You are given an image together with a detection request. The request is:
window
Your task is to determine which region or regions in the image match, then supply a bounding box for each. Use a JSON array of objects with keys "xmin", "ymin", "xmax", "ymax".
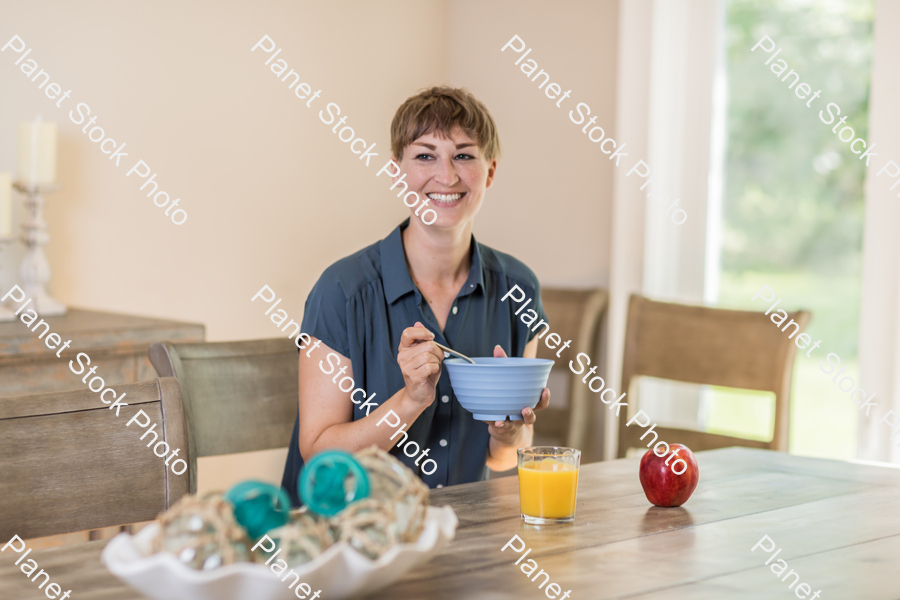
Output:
[{"xmin": 706, "ymin": 0, "xmax": 874, "ymax": 459}]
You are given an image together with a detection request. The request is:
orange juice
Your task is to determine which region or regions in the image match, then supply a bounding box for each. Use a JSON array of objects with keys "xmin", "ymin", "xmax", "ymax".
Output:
[{"xmin": 518, "ymin": 459, "xmax": 579, "ymax": 519}]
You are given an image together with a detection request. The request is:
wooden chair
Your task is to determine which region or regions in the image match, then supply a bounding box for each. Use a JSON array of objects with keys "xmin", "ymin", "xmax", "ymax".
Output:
[
  {"xmin": 617, "ymin": 294, "xmax": 810, "ymax": 458},
  {"xmin": 148, "ymin": 338, "xmax": 299, "ymax": 494},
  {"xmin": 533, "ymin": 288, "xmax": 608, "ymax": 450},
  {"xmin": 0, "ymin": 378, "xmax": 189, "ymax": 541}
]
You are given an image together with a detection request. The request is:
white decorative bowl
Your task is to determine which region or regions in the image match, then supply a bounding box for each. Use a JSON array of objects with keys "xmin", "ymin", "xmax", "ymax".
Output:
[{"xmin": 101, "ymin": 506, "xmax": 458, "ymax": 600}]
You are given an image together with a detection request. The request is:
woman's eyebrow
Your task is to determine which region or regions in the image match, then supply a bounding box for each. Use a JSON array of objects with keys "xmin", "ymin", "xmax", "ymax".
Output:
[{"xmin": 412, "ymin": 142, "xmax": 477, "ymax": 150}]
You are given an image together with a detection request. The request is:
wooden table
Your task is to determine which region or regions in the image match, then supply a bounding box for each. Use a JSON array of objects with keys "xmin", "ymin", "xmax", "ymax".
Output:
[
  {"xmin": 0, "ymin": 307, "xmax": 204, "ymax": 398},
  {"xmin": 3, "ymin": 448, "xmax": 899, "ymax": 599}
]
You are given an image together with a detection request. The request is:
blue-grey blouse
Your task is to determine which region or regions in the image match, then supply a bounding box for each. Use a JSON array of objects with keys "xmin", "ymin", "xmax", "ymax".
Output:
[{"xmin": 281, "ymin": 219, "xmax": 546, "ymax": 506}]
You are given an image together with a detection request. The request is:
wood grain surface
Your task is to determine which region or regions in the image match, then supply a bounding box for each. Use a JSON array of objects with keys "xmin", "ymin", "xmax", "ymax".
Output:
[
  {"xmin": 148, "ymin": 338, "xmax": 300, "ymax": 494},
  {"xmin": 619, "ymin": 295, "xmax": 810, "ymax": 456},
  {"xmin": 0, "ymin": 308, "xmax": 204, "ymax": 399},
  {"xmin": 0, "ymin": 379, "xmax": 189, "ymax": 541},
  {"xmin": 0, "ymin": 308, "xmax": 205, "ymax": 357},
  {"xmin": 1, "ymin": 448, "xmax": 898, "ymax": 599},
  {"xmin": 533, "ymin": 287, "xmax": 607, "ymax": 453}
]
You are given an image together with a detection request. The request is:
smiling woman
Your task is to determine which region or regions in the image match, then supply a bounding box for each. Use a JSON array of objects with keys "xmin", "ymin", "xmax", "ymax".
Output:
[{"xmin": 281, "ymin": 86, "xmax": 552, "ymax": 507}]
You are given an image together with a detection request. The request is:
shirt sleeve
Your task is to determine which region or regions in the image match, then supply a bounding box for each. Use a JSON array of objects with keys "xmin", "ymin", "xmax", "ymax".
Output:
[{"xmin": 300, "ymin": 266, "xmax": 352, "ymax": 359}]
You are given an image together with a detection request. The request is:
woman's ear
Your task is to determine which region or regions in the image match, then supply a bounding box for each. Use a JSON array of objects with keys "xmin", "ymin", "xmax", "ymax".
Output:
[{"xmin": 485, "ymin": 158, "xmax": 499, "ymax": 189}]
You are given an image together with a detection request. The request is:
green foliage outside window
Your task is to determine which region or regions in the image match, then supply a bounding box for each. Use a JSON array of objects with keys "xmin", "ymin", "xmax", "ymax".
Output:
[
  {"xmin": 707, "ymin": 0, "xmax": 873, "ymax": 459},
  {"xmin": 723, "ymin": 0, "xmax": 872, "ymax": 283}
]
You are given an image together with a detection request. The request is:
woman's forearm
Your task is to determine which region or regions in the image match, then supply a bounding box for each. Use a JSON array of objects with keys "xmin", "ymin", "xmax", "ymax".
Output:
[{"xmin": 302, "ymin": 387, "xmax": 431, "ymax": 460}]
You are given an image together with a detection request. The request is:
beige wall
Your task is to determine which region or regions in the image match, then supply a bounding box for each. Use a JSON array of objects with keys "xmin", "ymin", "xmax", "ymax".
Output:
[
  {"xmin": 446, "ymin": 0, "xmax": 617, "ymax": 288},
  {"xmin": 0, "ymin": 0, "xmax": 618, "ymax": 490},
  {"xmin": 2, "ymin": 0, "xmax": 447, "ymax": 342},
  {"xmin": 445, "ymin": 0, "xmax": 618, "ymax": 462}
]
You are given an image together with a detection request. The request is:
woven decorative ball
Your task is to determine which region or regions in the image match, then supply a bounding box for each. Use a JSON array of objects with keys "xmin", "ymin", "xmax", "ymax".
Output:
[
  {"xmin": 331, "ymin": 498, "xmax": 398, "ymax": 560},
  {"xmin": 263, "ymin": 511, "xmax": 336, "ymax": 567},
  {"xmin": 153, "ymin": 493, "xmax": 253, "ymax": 570},
  {"xmin": 354, "ymin": 446, "xmax": 429, "ymax": 542}
]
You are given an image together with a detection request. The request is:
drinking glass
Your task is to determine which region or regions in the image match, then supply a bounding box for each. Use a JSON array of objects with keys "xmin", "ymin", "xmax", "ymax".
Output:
[{"xmin": 517, "ymin": 447, "xmax": 581, "ymax": 525}]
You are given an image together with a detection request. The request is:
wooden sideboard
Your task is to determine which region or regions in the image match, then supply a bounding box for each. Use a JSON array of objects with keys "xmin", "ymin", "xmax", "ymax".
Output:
[{"xmin": 0, "ymin": 308, "xmax": 204, "ymax": 398}]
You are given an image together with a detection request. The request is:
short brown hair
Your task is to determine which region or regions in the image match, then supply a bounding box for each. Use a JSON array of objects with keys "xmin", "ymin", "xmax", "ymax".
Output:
[{"xmin": 390, "ymin": 86, "xmax": 501, "ymax": 162}]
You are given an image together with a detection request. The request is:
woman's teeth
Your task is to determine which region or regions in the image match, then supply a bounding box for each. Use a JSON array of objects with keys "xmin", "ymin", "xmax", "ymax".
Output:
[{"xmin": 427, "ymin": 192, "xmax": 463, "ymax": 203}]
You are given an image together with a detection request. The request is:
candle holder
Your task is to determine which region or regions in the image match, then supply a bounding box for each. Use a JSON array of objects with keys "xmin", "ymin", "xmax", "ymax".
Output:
[
  {"xmin": 12, "ymin": 182, "xmax": 66, "ymax": 316},
  {"xmin": 0, "ymin": 235, "xmax": 15, "ymax": 322}
]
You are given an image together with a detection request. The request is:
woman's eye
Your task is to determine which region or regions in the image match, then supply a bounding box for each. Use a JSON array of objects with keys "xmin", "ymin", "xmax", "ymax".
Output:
[
  {"xmin": 415, "ymin": 154, "xmax": 434, "ymax": 160},
  {"xmin": 455, "ymin": 154, "xmax": 474, "ymax": 160}
]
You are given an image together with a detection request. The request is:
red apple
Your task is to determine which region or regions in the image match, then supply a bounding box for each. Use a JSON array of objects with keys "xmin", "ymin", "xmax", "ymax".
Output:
[{"xmin": 638, "ymin": 443, "xmax": 699, "ymax": 507}]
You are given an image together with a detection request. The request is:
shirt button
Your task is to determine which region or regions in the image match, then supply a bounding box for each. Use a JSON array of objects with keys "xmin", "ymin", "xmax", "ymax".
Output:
[
  {"xmin": 443, "ymin": 351, "xmax": 450, "ymax": 358},
  {"xmin": 470, "ymin": 284, "xmax": 474, "ymax": 288},
  {"xmin": 439, "ymin": 439, "xmax": 448, "ymax": 447},
  {"xmin": 441, "ymin": 395, "xmax": 449, "ymax": 403},
  {"xmin": 451, "ymin": 306, "xmax": 458, "ymax": 315},
  {"xmin": 437, "ymin": 484, "xmax": 444, "ymax": 488}
]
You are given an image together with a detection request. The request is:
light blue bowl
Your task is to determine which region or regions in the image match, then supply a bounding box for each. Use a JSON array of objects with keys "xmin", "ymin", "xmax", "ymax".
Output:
[{"xmin": 444, "ymin": 357, "xmax": 554, "ymax": 421}]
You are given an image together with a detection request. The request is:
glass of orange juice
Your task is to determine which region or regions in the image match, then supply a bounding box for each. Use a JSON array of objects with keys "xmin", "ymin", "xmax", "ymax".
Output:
[{"xmin": 517, "ymin": 447, "xmax": 581, "ymax": 525}]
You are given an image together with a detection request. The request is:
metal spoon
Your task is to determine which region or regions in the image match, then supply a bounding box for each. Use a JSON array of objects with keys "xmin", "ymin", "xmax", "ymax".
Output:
[{"xmin": 433, "ymin": 341, "xmax": 476, "ymax": 364}]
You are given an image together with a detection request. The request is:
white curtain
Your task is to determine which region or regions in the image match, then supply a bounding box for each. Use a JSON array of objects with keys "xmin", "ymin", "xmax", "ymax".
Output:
[
  {"xmin": 858, "ymin": 0, "xmax": 900, "ymax": 463},
  {"xmin": 606, "ymin": 0, "xmax": 651, "ymax": 460},
  {"xmin": 642, "ymin": 0, "xmax": 721, "ymax": 304},
  {"xmin": 606, "ymin": 0, "xmax": 722, "ymax": 458}
]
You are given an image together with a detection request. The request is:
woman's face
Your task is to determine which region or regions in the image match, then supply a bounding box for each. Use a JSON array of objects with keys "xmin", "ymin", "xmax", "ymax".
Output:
[{"xmin": 395, "ymin": 126, "xmax": 497, "ymax": 230}]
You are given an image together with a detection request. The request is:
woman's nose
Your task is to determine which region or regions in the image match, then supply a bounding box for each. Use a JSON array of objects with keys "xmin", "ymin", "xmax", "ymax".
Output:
[{"xmin": 435, "ymin": 157, "xmax": 459, "ymax": 186}]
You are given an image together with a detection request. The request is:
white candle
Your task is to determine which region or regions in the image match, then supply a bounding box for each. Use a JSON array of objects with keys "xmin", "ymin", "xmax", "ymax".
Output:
[
  {"xmin": 0, "ymin": 173, "xmax": 11, "ymax": 238},
  {"xmin": 17, "ymin": 119, "xmax": 57, "ymax": 186}
]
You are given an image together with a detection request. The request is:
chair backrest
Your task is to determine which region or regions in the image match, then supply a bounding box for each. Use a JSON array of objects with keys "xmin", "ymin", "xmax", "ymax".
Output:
[
  {"xmin": 148, "ymin": 338, "xmax": 299, "ymax": 494},
  {"xmin": 0, "ymin": 378, "xmax": 189, "ymax": 541},
  {"xmin": 534, "ymin": 288, "xmax": 608, "ymax": 450},
  {"xmin": 617, "ymin": 294, "xmax": 810, "ymax": 458}
]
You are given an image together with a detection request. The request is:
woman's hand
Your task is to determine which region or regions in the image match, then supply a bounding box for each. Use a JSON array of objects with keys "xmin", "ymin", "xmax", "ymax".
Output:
[
  {"xmin": 397, "ymin": 321, "xmax": 444, "ymax": 408},
  {"xmin": 485, "ymin": 344, "xmax": 551, "ymax": 468}
]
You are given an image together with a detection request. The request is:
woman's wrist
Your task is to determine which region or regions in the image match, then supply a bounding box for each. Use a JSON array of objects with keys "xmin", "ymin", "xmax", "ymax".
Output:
[
  {"xmin": 487, "ymin": 423, "xmax": 533, "ymax": 471},
  {"xmin": 487, "ymin": 436, "xmax": 519, "ymax": 471},
  {"xmin": 394, "ymin": 387, "xmax": 432, "ymax": 422},
  {"xmin": 513, "ymin": 423, "xmax": 534, "ymax": 449},
  {"xmin": 401, "ymin": 384, "xmax": 435, "ymax": 411}
]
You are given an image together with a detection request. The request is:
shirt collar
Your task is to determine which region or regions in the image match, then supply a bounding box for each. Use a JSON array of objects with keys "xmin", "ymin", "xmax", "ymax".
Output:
[{"xmin": 380, "ymin": 219, "xmax": 485, "ymax": 304}]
